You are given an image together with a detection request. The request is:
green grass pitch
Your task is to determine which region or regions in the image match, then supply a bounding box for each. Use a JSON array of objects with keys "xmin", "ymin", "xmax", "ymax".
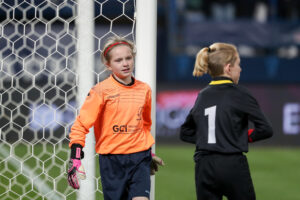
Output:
[
  {"xmin": 1, "ymin": 144, "xmax": 300, "ymax": 199},
  {"xmin": 155, "ymin": 145, "xmax": 300, "ymax": 200}
]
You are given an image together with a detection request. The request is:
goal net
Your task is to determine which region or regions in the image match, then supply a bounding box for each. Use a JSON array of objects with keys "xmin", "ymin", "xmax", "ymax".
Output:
[{"xmin": 0, "ymin": 0, "xmax": 140, "ymax": 199}]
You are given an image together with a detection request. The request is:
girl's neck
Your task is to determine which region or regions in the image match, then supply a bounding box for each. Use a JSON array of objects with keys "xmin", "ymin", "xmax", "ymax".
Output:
[{"xmin": 112, "ymin": 74, "xmax": 133, "ymax": 85}]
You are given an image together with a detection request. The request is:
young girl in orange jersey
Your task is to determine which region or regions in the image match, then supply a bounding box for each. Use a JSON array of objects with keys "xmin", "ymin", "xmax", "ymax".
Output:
[{"xmin": 67, "ymin": 36, "xmax": 164, "ymax": 200}]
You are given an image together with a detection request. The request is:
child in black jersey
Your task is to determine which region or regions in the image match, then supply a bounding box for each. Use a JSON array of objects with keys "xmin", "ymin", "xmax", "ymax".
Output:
[{"xmin": 180, "ymin": 43, "xmax": 273, "ymax": 200}]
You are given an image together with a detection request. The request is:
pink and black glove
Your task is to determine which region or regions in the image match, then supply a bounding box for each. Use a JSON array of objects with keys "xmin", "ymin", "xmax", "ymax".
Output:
[
  {"xmin": 150, "ymin": 151, "xmax": 165, "ymax": 175},
  {"xmin": 67, "ymin": 144, "xmax": 86, "ymax": 189}
]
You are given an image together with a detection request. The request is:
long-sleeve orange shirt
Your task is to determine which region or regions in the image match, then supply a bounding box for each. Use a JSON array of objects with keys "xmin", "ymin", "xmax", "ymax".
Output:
[{"xmin": 69, "ymin": 75, "xmax": 155, "ymax": 154}]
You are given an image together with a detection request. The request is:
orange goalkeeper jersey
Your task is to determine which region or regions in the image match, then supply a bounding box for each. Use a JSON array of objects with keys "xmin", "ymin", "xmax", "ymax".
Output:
[{"xmin": 69, "ymin": 75, "xmax": 155, "ymax": 154}]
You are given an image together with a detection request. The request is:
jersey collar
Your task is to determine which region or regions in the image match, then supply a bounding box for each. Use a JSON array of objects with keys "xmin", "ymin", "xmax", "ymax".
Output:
[
  {"xmin": 111, "ymin": 74, "xmax": 135, "ymax": 86},
  {"xmin": 209, "ymin": 77, "xmax": 234, "ymax": 85}
]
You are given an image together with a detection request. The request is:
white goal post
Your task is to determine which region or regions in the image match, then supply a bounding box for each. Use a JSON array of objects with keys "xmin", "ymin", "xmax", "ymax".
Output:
[
  {"xmin": 135, "ymin": 1, "xmax": 158, "ymax": 200},
  {"xmin": 76, "ymin": 0, "xmax": 95, "ymax": 199}
]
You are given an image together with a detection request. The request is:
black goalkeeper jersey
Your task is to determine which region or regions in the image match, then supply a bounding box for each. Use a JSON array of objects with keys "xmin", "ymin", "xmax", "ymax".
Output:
[{"xmin": 180, "ymin": 77, "xmax": 273, "ymax": 153}]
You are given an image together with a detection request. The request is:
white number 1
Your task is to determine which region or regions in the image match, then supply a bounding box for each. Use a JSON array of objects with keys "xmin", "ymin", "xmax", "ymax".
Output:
[{"xmin": 205, "ymin": 105, "xmax": 216, "ymax": 144}]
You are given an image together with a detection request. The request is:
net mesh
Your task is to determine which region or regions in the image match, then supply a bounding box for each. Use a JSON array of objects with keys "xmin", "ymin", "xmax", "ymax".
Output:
[{"xmin": 0, "ymin": 0, "xmax": 136, "ymax": 199}]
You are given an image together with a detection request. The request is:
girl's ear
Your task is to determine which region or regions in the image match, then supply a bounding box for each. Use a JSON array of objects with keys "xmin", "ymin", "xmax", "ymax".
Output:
[
  {"xmin": 105, "ymin": 62, "xmax": 112, "ymax": 71},
  {"xmin": 224, "ymin": 63, "xmax": 231, "ymax": 75}
]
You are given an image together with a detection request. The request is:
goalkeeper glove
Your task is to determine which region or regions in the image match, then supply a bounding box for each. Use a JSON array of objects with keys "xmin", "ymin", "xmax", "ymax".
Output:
[
  {"xmin": 150, "ymin": 152, "xmax": 165, "ymax": 175},
  {"xmin": 67, "ymin": 144, "xmax": 86, "ymax": 189},
  {"xmin": 248, "ymin": 129, "xmax": 254, "ymax": 143}
]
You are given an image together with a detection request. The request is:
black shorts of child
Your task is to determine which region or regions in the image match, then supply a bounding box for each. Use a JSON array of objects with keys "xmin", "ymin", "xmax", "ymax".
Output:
[
  {"xmin": 194, "ymin": 152, "xmax": 256, "ymax": 200},
  {"xmin": 99, "ymin": 149, "xmax": 152, "ymax": 200}
]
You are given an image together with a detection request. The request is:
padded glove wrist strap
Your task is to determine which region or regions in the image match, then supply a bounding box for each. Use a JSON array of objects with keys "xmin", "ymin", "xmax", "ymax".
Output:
[{"xmin": 71, "ymin": 144, "xmax": 84, "ymax": 159}]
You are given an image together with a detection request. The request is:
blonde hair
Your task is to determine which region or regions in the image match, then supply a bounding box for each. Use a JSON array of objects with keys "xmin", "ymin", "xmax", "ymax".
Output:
[
  {"xmin": 101, "ymin": 36, "xmax": 136, "ymax": 64},
  {"xmin": 193, "ymin": 43, "xmax": 238, "ymax": 78}
]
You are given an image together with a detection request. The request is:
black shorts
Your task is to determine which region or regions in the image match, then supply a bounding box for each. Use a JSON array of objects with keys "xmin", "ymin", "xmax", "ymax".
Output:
[
  {"xmin": 194, "ymin": 152, "xmax": 256, "ymax": 200},
  {"xmin": 99, "ymin": 149, "xmax": 152, "ymax": 200}
]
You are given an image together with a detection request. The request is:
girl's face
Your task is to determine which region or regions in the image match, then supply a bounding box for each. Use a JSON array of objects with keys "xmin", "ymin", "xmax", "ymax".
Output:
[
  {"xmin": 106, "ymin": 45, "xmax": 134, "ymax": 84},
  {"xmin": 229, "ymin": 54, "xmax": 241, "ymax": 84}
]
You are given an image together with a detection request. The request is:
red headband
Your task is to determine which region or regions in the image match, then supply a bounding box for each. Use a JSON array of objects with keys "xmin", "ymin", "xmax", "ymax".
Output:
[{"xmin": 103, "ymin": 41, "xmax": 130, "ymax": 57}]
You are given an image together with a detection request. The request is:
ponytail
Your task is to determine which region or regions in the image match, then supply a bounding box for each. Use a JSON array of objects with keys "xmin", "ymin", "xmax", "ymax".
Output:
[{"xmin": 193, "ymin": 47, "xmax": 210, "ymax": 77}]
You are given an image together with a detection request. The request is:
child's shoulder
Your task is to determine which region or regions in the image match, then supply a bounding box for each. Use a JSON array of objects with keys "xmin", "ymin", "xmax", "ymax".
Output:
[
  {"xmin": 134, "ymin": 78, "xmax": 150, "ymax": 87},
  {"xmin": 134, "ymin": 79, "xmax": 151, "ymax": 92},
  {"xmin": 92, "ymin": 76, "xmax": 114, "ymax": 93}
]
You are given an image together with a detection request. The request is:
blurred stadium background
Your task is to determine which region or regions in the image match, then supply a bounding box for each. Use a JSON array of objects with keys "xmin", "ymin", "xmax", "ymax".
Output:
[
  {"xmin": 155, "ymin": 1, "xmax": 300, "ymax": 200},
  {"xmin": 0, "ymin": 0, "xmax": 300, "ymax": 199}
]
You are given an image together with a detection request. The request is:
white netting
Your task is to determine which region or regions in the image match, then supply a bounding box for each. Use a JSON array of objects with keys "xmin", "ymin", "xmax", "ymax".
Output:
[{"xmin": 0, "ymin": 0, "xmax": 136, "ymax": 199}]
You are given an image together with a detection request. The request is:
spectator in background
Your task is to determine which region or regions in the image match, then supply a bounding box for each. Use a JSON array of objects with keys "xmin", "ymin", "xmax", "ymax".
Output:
[
  {"xmin": 235, "ymin": 0, "xmax": 269, "ymax": 22},
  {"xmin": 277, "ymin": 0, "xmax": 300, "ymax": 21},
  {"xmin": 202, "ymin": 0, "xmax": 236, "ymax": 21},
  {"xmin": 253, "ymin": 0, "xmax": 269, "ymax": 22},
  {"xmin": 235, "ymin": 0, "xmax": 256, "ymax": 19},
  {"xmin": 186, "ymin": 0, "xmax": 203, "ymax": 11}
]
